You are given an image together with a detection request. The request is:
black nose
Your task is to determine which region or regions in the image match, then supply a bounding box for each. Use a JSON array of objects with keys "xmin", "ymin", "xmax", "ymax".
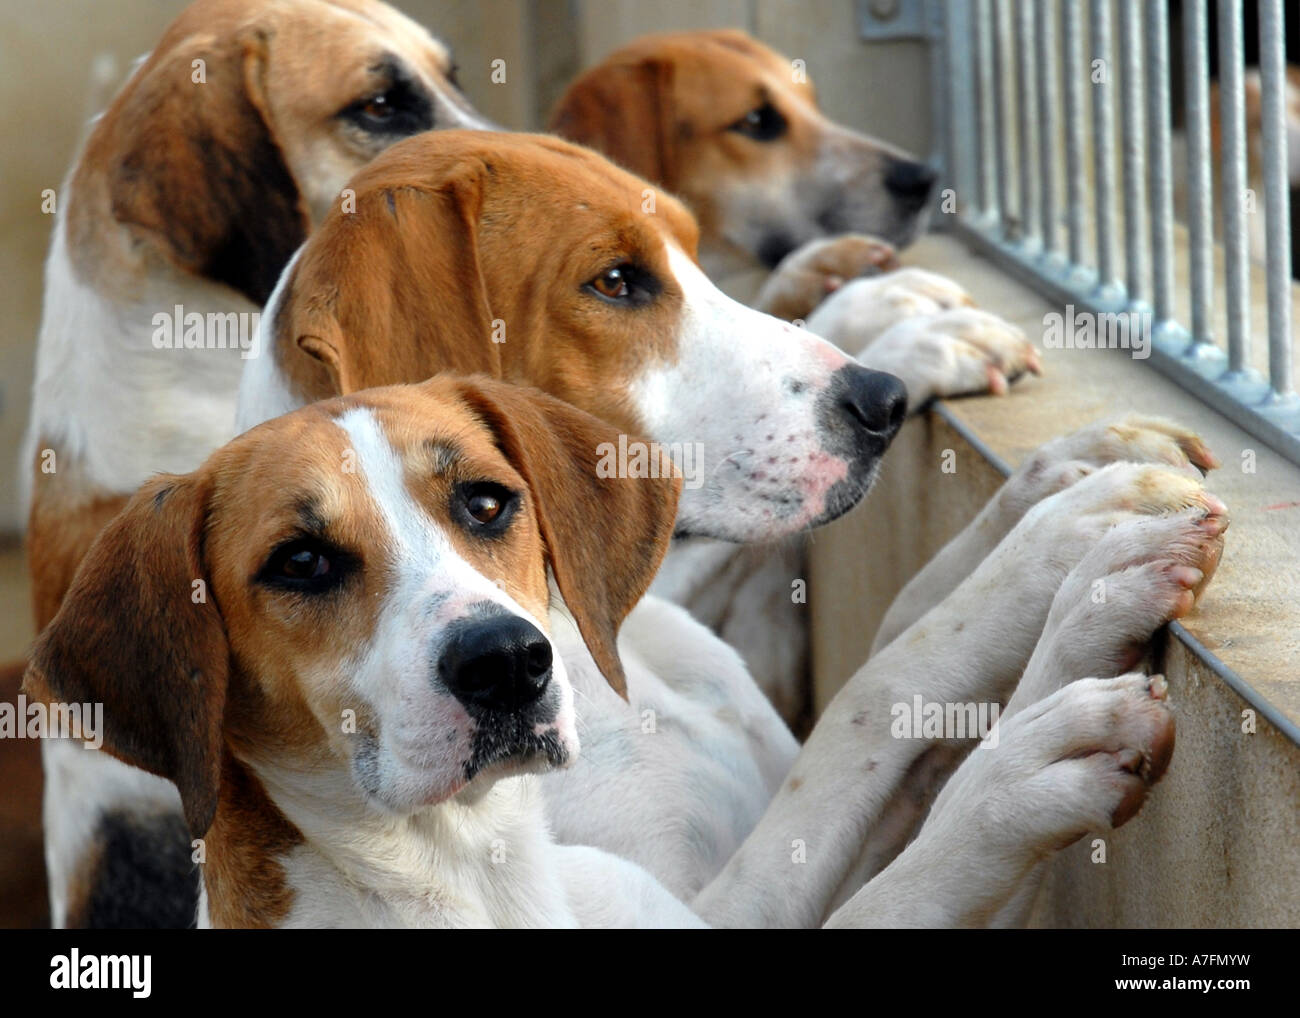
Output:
[
  {"xmin": 838, "ymin": 365, "xmax": 908, "ymax": 440},
  {"xmin": 884, "ymin": 158, "xmax": 938, "ymax": 211},
  {"xmin": 438, "ymin": 615, "xmax": 553, "ymax": 712}
]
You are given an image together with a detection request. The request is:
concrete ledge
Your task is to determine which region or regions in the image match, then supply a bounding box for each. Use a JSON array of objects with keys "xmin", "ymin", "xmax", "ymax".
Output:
[{"xmin": 809, "ymin": 232, "xmax": 1300, "ymax": 927}]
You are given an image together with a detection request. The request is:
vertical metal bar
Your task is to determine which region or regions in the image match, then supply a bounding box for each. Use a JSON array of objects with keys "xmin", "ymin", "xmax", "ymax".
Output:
[
  {"xmin": 1217, "ymin": 0, "xmax": 1257, "ymax": 393},
  {"xmin": 974, "ymin": 0, "xmax": 996, "ymax": 218},
  {"xmin": 1147, "ymin": 0, "xmax": 1178, "ymax": 345},
  {"xmin": 1015, "ymin": 0, "xmax": 1039, "ymax": 244},
  {"xmin": 991, "ymin": 0, "xmax": 1012, "ymax": 236},
  {"xmin": 1183, "ymin": 0, "xmax": 1217, "ymax": 357},
  {"xmin": 1062, "ymin": 0, "xmax": 1085, "ymax": 265},
  {"xmin": 1090, "ymin": 0, "xmax": 1119, "ymax": 299},
  {"xmin": 1036, "ymin": 0, "xmax": 1059, "ymax": 261},
  {"xmin": 1259, "ymin": 0, "xmax": 1295, "ymax": 407},
  {"xmin": 1118, "ymin": 0, "xmax": 1146, "ymax": 305},
  {"xmin": 935, "ymin": 0, "xmax": 955, "ymax": 206}
]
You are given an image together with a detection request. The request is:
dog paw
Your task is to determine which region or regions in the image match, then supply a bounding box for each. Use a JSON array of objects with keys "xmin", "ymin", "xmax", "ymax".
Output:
[
  {"xmin": 804, "ymin": 267, "xmax": 977, "ymax": 352},
  {"xmin": 1011, "ymin": 509, "xmax": 1227, "ymax": 709},
  {"xmin": 754, "ymin": 234, "xmax": 900, "ymax": 321},
  {"xmin": 999, "ymin": 416, "xmax": 1220, "ymax": 522},
  {"xmin": 851, "ymin": 308, "xmax": 1041, "ymax": 410},
  {"xmin": 1007, "ymin": 673, "xmax": 1175, "ymax": 843},
  {"xmin": 942, "ymin": 673, "xmax": 1175, "ymax": 856},
  {"xmin": 1003, "ymin": 461, "xmax": 1223, "ymax": 581},
  {"xmin": 945, "ymin": 462, "xmax": 1223, "ymax": 684}
]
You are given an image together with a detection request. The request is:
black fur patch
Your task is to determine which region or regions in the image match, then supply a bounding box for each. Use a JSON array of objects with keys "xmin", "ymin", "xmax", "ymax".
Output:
[{"xmin": 74, "ymin": 809, "xmax": 199, "ymax": 929}]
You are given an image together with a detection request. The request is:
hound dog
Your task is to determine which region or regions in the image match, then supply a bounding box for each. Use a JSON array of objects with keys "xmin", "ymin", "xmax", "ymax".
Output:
[
  {"xmin": 25, "ymin": 0, "xmax": 490, "ymax": 632},
  {"xmin": 233, "ymin": 131, "xmax": 1223, "ymax": 926},
  {"xmin": 551, "ymin": 29, "xmax": 933, "ymax": 288},
  {"xmin": 26, "ymin": 0, "xmax": 493, "ymax": 928},
  {"xmin": 550, "ymin": 28, "xmax": 1044, "ymax": 721},
  {"xmin": 49, "ymin": 129, "xmax": 1225, "ymax": 926},
  {"xmin": 550, "ymin": 28, "xmax": 1020, "ymax": 334},
  {"xmin": 26, "ymin": 376, "xmax": 1191, "ymax": 927}
]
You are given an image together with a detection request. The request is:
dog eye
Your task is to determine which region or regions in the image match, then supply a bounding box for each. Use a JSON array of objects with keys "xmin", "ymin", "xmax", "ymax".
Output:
[
  {"xmin": 468, "ymin": 491, "xmax": 501, "ymax": 524},
  {"xmin": 730, "ymin": 102, "xmax": 787, "ymax": 142},
  {"xmin": 340, "ymin": 74, "xmax": 434, "ymax": 136},
  {"xmin": 260, "ymin": 538, "xmax": 351, "ymax": 594},
  {"xmin": 447, "ymin": 62, "xmax": 462, "ymax": 92},
  {"xmin": 590, "ymin": 266, "xmax": 630, "ymax": 300},
  {"xmin": 584, "ymin": 263, "xmax": 660, "ymax": 307},
  {"xmin": 457, "ymin": 482, "xmax": 518, "ymax": 535},
  {"xmin": 360, "ymin": 92, "xmax": 396, "ymax": 122}
]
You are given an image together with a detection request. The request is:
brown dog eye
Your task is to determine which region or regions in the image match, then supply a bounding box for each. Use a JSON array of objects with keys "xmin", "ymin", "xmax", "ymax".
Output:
[
  {"xmin": 282, "ymin": 548, "xmax": 329, "ymax": 580},
  {"xmin": 591, "ymin": 267, "xmax": 629, "ymax": 300},
  {"xmin": 457, "ymin": 482, "xmax": 517, "ymax": 535},
  {"xmin": 467, "ymin": 492, "xmax": 501, "ymax": 524},
  {"xmin": 730, "ymin": 101, "xmax": 788, "ymax": 142},
  {"xmin": 259, "ymin": 537, "xmax": 352, "ymax": 594},
  {"xmin": 362, "ymin": 93, "xmax": 394, "ymax": 120}
]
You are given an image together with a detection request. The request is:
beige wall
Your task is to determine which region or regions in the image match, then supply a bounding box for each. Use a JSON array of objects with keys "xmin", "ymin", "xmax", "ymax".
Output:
[{"xmin": 0, "ymin": 0, "xmax": 928, "ymax": 535}]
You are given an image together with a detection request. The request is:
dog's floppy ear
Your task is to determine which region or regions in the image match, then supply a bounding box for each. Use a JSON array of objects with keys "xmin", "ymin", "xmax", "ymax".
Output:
[
  {"xmin": 23, "ymin": 474, "xmax": 228, "ymax": 838},
  {"xmin": 97, "ymin": 27, "xmax": 309, "ymax": 305},
  {"xmin": 452, "ymin": 377, "xmax": 681, "ymax": 697},
  {"xmin": 279, "ymin": 167, "xmax": 501, "ymax": 403},
  {"xmin": 549, "ymin": 58, "xmax": 678, "ymax": 188}
]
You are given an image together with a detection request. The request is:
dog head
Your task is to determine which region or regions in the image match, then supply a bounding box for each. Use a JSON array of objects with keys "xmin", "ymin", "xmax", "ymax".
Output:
[
  {"xmin": 72, "ymin": 0, "xmax": 491, "ymax": 304},
  {"xmin": 246, "ymin": 130, "xmax": 907, "ymax": 545},
  {"xmin": 550, "ymin": 29, "xmax": 937, "ymax": 269},
  {"xmin": 25, "ymin": 377, "xmax": 679, "ymax": 834}
]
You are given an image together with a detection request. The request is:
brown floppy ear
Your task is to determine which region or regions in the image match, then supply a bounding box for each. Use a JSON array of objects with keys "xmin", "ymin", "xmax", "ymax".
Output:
[
  {"xmin": 23, "ymin": 474, "xmax": 228, "ymax": 838},
  {"xmin": 549, "ymin": 58, "xmax": 678, "ymax": 188},
  {"xmin": 96, "ymin": 27, "xmax": 309, "ymax": 304},
  {"xmin": 453, "ymin": 377, "xmax": 681, "ymax": 698},
  {"xmin": 278, "ymin": 168, "xmax": 501, "ymax": 403}
]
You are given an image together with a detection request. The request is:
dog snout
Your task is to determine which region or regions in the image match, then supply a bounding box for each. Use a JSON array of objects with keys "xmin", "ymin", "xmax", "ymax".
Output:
[
  {"xmin": 438, "ymin": 614, "xmax": 553, "ymax": 713},
  {"xmin": 883, "ymin": 158, "xmax": 938, "ymax": 212},
  {"xmin": 837, "ymin": 365, "xmax": 907, "ymax": 442}
]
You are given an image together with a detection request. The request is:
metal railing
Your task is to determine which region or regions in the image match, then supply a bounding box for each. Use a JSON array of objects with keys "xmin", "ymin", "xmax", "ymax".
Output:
[{"xmin": 917, "ymin": 0, "xmax": 1300, "ymax": 462}]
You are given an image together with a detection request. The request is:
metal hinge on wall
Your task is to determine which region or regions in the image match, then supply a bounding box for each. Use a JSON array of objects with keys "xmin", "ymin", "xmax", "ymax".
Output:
[{"xmin": 856, "ymin": 0, "xmax": 942, "ymax": 42}]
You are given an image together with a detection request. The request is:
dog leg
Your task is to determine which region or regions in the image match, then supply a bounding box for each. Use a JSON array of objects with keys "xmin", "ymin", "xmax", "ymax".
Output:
[
  {"xmin": 982, "ymin": 507, "xmax": 1226, "ymax": 926},
  {"xmin": 872, "ymin": 416, "xmax": 1219, "ymax": 654},
  {"xmin": 693, "ymin": 461, "xmax": 1220, "ymax": 929},
  {"xmin": 825, "ymin": 672, "xmax": 1175, "ymax": 927},
  {"xmin": 827, "ymin": 501, "xmax": 1227, "ymax": 911}
]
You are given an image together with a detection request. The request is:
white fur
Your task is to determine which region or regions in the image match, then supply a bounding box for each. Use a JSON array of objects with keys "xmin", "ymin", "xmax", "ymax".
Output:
[
  {"xmin": 235, "ymin": 247, "xmax": 306, "ymax": 433},
  {"xmin": 655, "ymin": 263, "xmax": 1039, "ymax": 721},
  {"xmin": 21, "ymin": 217, "xmax": 254, "ymax": 513},
  {"xmin": 627, "ymin": 244, "xmax": 860, "ymax": 542},
  {"xmin": 41, "ymin": 738, "xmax": 183, "ymax": 928}
]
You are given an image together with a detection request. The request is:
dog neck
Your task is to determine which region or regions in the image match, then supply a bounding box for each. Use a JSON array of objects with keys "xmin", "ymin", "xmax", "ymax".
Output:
[{"xmin": 200, "ymin": 751, "xmax": 575, "ymax": 929}]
